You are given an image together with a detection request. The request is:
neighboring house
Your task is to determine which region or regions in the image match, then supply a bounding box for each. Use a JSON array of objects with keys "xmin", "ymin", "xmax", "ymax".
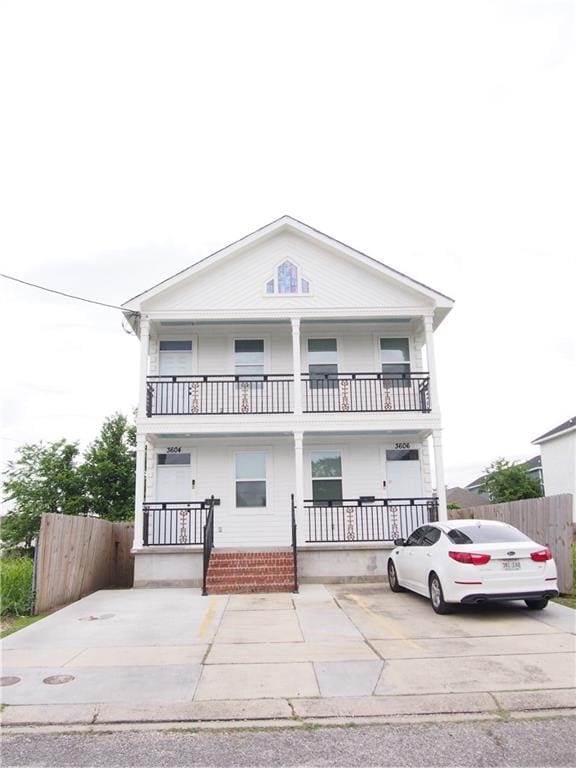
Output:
[
  {"xmin": 121, "ymin": 216, "xmax": 454, "ymax": 591},
  {"xmin": 446, "ymin": 487, "xmax": 490, "ymax": 508},
  {"xmin": 466, "ymin": 456, "xmax": 544, "ymax": 496},
  {"xmin": 532, "ymin": 417, "xmax": 576, "ymax": 523}
]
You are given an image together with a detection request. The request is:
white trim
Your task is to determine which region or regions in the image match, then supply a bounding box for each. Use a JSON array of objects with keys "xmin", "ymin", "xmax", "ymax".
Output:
[
  {"xmin": 122, "ymin": 217, "xmax": 454, "ymax": 314},
  {"xmin": 532, "ymin": 425, "xmax": 576, "ymax": 445},
  {"xmin": 230, "ymin": 447, "xmax": 273, "ymax": 516}
]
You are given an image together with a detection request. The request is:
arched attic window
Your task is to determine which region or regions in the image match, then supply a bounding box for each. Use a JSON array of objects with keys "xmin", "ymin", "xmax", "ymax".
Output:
[{"xmin": 265, "ymin": 260, "xmax": 311, "ymax": 295}]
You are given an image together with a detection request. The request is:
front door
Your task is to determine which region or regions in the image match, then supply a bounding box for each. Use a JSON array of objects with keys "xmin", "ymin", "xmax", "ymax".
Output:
[
  {"xmin": 385, "ymin": 448, "xmax": 423, "ymax": 498},
  {"xmin": 156, "ymin": 451, "xmax": 195, "ymax": 501}
]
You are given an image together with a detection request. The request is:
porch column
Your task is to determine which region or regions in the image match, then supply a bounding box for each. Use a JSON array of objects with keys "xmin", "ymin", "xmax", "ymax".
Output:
[
  {"xmin": 432, "ymin": 429, "xmax": 448, "ymax": 521},
  {"xmin": 138, "ymin": 317, "xmax": 150, "ymax": 419},
  {"xmin": 133, "ymin": 433, "xmax": 147, "ymax": 548},
  {"xmin": 423, "ymin": 315, "xmax": 440, "ymax": 414},
  {"xmin": 293, "ymin": 431, "xmax": 305, "ymax": 544},
  {"xmin": 291, "ymin": 318, "xmax": 302, "ymax": 415}
]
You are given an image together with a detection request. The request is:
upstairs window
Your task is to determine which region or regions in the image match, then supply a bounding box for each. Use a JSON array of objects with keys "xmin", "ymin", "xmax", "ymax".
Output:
[
  {"xmin": 265, "ymin": 261, "xmax": 311, "ymax": 295},
  {"xmin": 380, "ymin": 338, "xmax": 411, "ymax": 381}
]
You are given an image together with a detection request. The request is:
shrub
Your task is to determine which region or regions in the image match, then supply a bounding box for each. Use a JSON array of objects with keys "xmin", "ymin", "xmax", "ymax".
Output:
[{"xmin": 0, "ymin": 555, "xmax": 34, "ymax": 616}]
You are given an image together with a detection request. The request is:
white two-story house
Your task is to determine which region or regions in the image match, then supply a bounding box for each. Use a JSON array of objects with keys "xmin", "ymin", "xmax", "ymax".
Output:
[{"xmin": 122, "ymin": 216, "xmax": 454, "ymax": 593}]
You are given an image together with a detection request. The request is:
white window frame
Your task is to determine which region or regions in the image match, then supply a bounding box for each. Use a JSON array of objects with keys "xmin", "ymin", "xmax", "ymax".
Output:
[
  {"xmin": 305, "ymin": 444, "xmax": 347, "ymax": 501},
  {"xmin": 230, "ymin": 334, "xmax": 271, "ymax": 375},
  {"xmin": 232, "ymin": 449, "xmax": 271, "ymax": 513},
  {"xmin": 154, "ymin": 334, "xmax": 198, "ymax": 376},
  {"xmin": 372, "ymin": 333, "xmax": 415, "ymax": 377}
]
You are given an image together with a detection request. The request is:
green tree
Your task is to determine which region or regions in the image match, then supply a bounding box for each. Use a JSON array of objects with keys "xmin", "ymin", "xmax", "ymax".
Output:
[
  {"xmin": 480, "ymin": 458, "xmax": 543, "ymax": 504},
  {"xmin": 1, "ymin": 440, "xmax": 86, "ymax": 549},
  {"xmin": 81, "ymin": 413, "xmax": 136, "ymax": 521}
]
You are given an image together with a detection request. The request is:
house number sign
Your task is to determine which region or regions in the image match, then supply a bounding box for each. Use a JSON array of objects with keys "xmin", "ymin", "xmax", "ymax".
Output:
[
  {"xmin": 166, "ymin": 446, "xmax": 182, "ymax": 453},
  {"xmin": 394, "ymin": 442, "xmax": 410, "ymax": 450}
]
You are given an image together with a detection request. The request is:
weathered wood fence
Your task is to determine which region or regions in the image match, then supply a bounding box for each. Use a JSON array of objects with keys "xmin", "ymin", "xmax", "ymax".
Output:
[
  {"xmin": 33, "ymin": 513, "xmax": 134, "ymax": 614},
  {"xmin": 449, "ymin": 494, "xmax": 573, "ymax": 594}
]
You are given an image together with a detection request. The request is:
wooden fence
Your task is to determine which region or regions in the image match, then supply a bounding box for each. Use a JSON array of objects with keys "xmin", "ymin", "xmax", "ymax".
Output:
[
  {"xmin": 449, "ymin": 494, "xmax": 573, "ymax": 594},
  {"xmin": 33, "ymin": 514, "xmax": 134, "ymax": 614}
]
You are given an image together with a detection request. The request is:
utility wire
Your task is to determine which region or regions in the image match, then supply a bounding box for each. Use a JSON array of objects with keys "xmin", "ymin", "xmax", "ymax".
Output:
[{"xmin": 0, "ymin": 273, "xmax": 139, "ymax": 314}]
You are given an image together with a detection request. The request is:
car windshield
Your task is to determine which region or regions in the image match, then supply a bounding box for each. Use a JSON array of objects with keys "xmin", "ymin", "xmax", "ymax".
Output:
[{"xmin": 447, "ymin": 525, "xmax": 530, "ymax": 544}]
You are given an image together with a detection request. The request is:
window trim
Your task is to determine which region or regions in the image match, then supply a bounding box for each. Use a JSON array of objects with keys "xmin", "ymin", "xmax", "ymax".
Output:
[
  {"xmin": 306, "ymin": 446, "xmax": 345, "ymax": 503},
  {"xmin": 155, "ymin": 334, "xmax": 198, "ymax": 375},
  {"xmin": 229, "ymin": 334, "xmax": 271, "ymax": 376},
  {"xmin": 231, "ymin": 448, "xmax": 272, "ymax": 514}
]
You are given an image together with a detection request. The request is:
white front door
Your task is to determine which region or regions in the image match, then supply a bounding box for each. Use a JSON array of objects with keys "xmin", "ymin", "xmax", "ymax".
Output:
[
  {"xmin": 156, "ymin": 451, "xmax": 195, "ymax": 501},
  {"xmin": 385, "ymin": 448, "xmax": 423, "ymax": 498}
]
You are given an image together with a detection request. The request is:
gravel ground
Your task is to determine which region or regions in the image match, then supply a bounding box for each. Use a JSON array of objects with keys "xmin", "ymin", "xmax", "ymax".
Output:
[{"xmin": 2, "ymin": 717, "xmax": 576, "ymax": 767}]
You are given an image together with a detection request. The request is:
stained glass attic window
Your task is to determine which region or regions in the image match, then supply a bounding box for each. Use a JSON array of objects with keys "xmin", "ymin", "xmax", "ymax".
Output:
[
  {"xmin": 278, "ymin": 261, "xmax": 298, "ymax": 293},
  {"xmin": 266, "ymin": 279, "xmax": 275, "ymax": 294},
  {"xmin": 301, "ymin": 278, "xmax": 310, "ymax": 293}
]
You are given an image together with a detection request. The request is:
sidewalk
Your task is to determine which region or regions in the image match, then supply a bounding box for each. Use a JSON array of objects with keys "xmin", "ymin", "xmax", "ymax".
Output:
[{"xmin": 1, "ymin": 584, "xmax": 575, "ymax": 730}]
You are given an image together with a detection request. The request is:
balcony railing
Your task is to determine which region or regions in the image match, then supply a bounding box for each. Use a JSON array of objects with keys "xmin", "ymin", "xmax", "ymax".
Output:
[
  {"xmin": 302, "ymin": 372, "xmax": 430, "ymax": 413},
  {"xmin": 145, "ymin": 372, "xmax": 430, "ymax": 415},
  {"xmin": 143, "ymin": 499, "xmax": 220, "ymax": 546},
  {"xmin": 147, "ymin": 375, "xmax": 293, "ymax": 416},
  {"xmin": 305, "ymin": 497, "xmax": 438, "ymax": 544}
]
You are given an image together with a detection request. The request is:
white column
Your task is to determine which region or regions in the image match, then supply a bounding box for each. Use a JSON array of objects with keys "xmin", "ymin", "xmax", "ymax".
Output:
[
  {"xmin": 138, "ymin": 317, "xmax": 150, "ymax": 419},
  {"xmin": 423, "ymin": 315, "xmax": 440, "ymax": 414},
  {"xmin": 293, "ymin": 431, "xmax": 305, "ymax": 544},
  {"xmin": 291, "ymin": 318, "xmax": 302, "ymax": 415},
  {"xmin": 133, "ymin": 433, "xmax": 147, "ymax": 548},
  {"xmin": 432, "ymin": 429, "xmax": 448, "ymax": 521}
]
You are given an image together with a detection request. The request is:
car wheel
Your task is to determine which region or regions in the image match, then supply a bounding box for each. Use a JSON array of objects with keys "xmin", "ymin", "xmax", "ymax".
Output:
[
  {"xmin": 525, "ymin": 598, "xmax": 549, "ymax": 610},
  {"xmin": 429, "ymin": 572, "xmax": 453, "ymax": 614},
  {"xmin": 387, "ymin": 560, "xmax": 405, "ymax": 593}
]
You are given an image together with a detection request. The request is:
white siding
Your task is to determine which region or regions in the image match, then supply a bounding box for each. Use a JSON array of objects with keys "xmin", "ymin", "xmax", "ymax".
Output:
[
  {"xmin": 148, "ymin": 435, "xmax": 429, "ymax": 547},
  {"xmin": 540, "ymin": 432, "xmax": 576, "ymax": 521},
  {"xmin": 142, "ymin": 231, "xmax": 434, "ymax": 313}
]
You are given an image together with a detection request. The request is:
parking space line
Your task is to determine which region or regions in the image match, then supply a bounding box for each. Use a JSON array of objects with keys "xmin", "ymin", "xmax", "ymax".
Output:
[
  {"xmin": 197, "ymin": 598, "xmax": 219, "ymax": 640},
  {"xmin": 346, "ymin": 594, "xmax": 422, "ymax": 650}
]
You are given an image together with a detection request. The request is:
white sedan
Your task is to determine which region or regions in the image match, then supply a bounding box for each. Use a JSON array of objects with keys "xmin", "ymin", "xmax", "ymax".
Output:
[{"xmin": 387, "ymin": 519, "xmax": 559, "ymax": 614}]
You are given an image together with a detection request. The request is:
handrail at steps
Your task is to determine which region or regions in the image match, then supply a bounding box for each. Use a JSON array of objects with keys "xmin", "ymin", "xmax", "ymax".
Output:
[
  {"xmin": 291, "ymin": 493, "xmax": 299, "ymax": 593},
  {"xmin": 202, "ymin": 496, "xmax": 218, "ymax": 596}
]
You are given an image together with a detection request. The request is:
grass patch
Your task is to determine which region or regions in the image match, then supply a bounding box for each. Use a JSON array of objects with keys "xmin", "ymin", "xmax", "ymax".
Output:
[
  {"xmin": 0, "ymin": 554, "xmax": 34, "ymax": 616},
  {"xmin": 552, "ymin": 542, "xmax": 576, "ymax": 609},
  {"xmin": 0, "ymin": 612, "xmax": 47, "ymax": 638}
]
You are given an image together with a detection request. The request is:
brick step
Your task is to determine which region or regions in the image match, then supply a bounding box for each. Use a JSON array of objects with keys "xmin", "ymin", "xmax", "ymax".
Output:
[
  {"xmin": 205, "ymin": 549, "xmax": 296, "ymax": 595},
  {"xmin": 207, "ymin": 573, "xmax": 295, "ymax": 584},
  {"xmin": 209, "ymin": 584, "xmax": 294, "ymax": 594},
  {"xmin": 209, "ymin": 556, "xmax": 293, "ymax": 564},
  {"xmin": 207, "ymin": 566, "xmax": 294, "ymax": 575}
]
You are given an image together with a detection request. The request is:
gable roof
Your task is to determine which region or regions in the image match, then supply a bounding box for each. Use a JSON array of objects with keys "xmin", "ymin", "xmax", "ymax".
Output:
[
  {"xmin": 532, "ymin": 416, "xmax": 576, "ymax": 445},
  {"xmin": 121, "ymin": 215, "xmax": 454, "ymax": 321},
  {"xmin": 446, "ymin": 487, "xmax": 490, "ymax": 507},
  {"xmin": 466, "ymin": 456, "xmax": 542, "ymax": 490}
]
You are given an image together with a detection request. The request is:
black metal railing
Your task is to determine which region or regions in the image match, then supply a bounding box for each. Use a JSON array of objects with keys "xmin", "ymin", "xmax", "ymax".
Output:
[
  {"xmin": 290, "ymin": 493, "xmax": 299, "ymax": 593},
  {"xmin": 147, "ymin": 375, "xmax": 293, "ymax": 416},
  {"xmin": 202, "ymin": 495, "xmax": 216, "ymax": 596},
  {"xmin": 305, "ymin": 497, "xmax": 439, "ymax": 543},
  {"xmin": 143, "ymin": 498, "xmax": 219, "ymax": 546},
  {"xmin": 302, "ymin": 372, "xmax": 430, "ymax": 413}
]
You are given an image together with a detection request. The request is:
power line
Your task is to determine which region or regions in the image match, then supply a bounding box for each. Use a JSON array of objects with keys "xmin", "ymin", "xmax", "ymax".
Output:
[{"xmin": 0, "ymin": 273, "xmax": 139, "ymax": 314}]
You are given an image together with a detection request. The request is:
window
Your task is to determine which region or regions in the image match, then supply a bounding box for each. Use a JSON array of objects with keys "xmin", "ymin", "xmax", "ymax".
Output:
[
  {"xmin": 308, "ymin": 338, "xmax": 338, "ymax": 388},
  {"xmin": 421, "ymin": 526, "xmax": 441, "ymax": 546},
  {"xmin": 386, "ymin": 449, "xmax": 420, "ymax": 461},
  {"xmin": 264, "ymin": 261, "xmax": 311, "ymax": 294},
  {"xmin": 447, "ymin": 524, "xmax": 530, "ymax": 545},
  {"xmin": 380, "ymin": 338, "xmax": 411, "ymax": 381},
  {"xmin": 311, "ymin": 451, "xmax": 342, "ymax": 502},
  {"xmin": 405, "ymin": 527, "xmax": 425, "ymax": 546},
  {"xmin": 157, "ymin": 453, "xmax": 191, "ymax": 466},
  {"xmin": 159, "ymin": 340, "xmax": 193, "ymax": 376},
  {"xmin": 234, "ymin": 340, "xmax": 264, "ymax": 381},
  {"xmin": 235, "ymin": 452, "xmax": 267, "ymax": 508}
]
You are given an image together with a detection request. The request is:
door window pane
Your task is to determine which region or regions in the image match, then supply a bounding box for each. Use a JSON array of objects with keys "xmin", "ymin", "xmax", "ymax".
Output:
[
  {"xmin": 157, "ymin": 453, "xmax": 191, "ymax": 465},
  {"xmin": 386, "ymin": 449, "xmax": 420, "ymax": 461}
]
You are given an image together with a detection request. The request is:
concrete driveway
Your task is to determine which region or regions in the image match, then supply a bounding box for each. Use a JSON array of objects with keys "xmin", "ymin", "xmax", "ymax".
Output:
[{"xmin": 1, "ymin": 584, "xmax": 575, "ymax": 728}]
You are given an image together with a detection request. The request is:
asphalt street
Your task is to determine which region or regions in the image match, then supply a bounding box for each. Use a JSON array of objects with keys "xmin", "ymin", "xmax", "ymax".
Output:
[{"xmin": 3, "ymin": 718, "xmax": 576, "ymax": 767}]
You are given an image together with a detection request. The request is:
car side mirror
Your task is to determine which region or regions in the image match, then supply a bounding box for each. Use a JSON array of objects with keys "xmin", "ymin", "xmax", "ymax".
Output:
[{"xmin": 394, "ymin": 538, "xmax": 405, "ymax": 546}]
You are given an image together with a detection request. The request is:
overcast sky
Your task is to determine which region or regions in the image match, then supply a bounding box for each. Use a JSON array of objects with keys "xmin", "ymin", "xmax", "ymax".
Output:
[{"xmin": 1, "ymin": 0, "xmax": 574, "ymax": 494}]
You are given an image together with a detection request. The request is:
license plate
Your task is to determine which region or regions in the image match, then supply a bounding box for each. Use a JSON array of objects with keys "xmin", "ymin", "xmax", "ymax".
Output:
[{"xmin": 502, "ymin": 559, "xmax": 521, "ymax": 570}]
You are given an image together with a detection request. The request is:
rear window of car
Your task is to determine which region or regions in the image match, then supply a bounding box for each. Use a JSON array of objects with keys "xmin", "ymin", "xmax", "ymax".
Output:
[{"xmin": 447, "ymin": 525, "xmax": 531, "ymax": 544}]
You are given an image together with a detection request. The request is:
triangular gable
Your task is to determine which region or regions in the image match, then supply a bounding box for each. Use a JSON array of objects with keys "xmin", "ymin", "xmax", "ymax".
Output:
[{"xmin": 122, "ymin": 216, "xmax": 454, "ymax": 322}]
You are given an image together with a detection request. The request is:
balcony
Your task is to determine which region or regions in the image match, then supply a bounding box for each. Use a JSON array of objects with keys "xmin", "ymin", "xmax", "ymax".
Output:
[
  {"xmin": 305, "ymin": 497, "xmax": 439, "ymax": 543},
  {"xmin": 146, "ymin": 372, "xmax": 431, "ymax": 416}
]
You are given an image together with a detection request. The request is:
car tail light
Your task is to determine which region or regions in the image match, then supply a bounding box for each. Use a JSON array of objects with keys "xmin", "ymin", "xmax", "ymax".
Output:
[
  {"xmin": 530, "ymin": 548, "xmax": 553, "ymax": 562},
  {"xmin": 449, "ymin": 551, "xmax": 491, "ymax": 565}
]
